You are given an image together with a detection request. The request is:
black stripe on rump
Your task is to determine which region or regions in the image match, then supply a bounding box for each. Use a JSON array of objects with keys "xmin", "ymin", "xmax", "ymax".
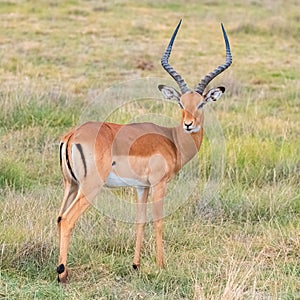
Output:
[
  {"xmin": 66, "ymin": 136, "xmax": 77, "ymax": 182},
  {"xmin": 59, "ymin": 142, "xmax": 63, "ymax": 170},
  {"xmin": 75, "ymin": 143, "xmax": 87, "ymax": 177}
]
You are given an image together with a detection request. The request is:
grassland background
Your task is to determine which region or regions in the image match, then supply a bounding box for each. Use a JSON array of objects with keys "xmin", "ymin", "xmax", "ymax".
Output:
[{"xmin": 0, "ymin": 0, "xmax": 299, "ymax": 299}]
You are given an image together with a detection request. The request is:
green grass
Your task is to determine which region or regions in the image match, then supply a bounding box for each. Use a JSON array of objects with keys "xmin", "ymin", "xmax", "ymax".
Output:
[{"xmin": 1, "ymin": 0, "xmax": 300, "ymax": 299}]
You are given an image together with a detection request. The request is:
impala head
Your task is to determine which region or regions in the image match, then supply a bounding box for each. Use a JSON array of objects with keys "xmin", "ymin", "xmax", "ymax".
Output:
[{"xmin": 159, "ymin": 20, "xmax": 232, "ymax": 134}]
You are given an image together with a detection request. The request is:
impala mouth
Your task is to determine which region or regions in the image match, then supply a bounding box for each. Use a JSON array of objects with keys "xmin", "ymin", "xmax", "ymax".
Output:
[{"xmin": 183, "ymin": 125, "xmax": 201, "ymax": 133}]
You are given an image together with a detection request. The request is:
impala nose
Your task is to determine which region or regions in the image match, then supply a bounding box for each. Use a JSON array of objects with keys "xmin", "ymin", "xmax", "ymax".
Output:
[
  {"xmin": 183, "ymin": 121, "xmax": 194, "ymax": 132},
  {"xmin": 184, "ymin": 121, "xmax": 193, "ymax": 128}
]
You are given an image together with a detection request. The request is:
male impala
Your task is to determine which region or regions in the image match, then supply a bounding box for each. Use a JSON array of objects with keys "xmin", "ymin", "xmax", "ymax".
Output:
[{"xmin": 57, "ymin": 20, "xmax": 232, "ymax": 283}]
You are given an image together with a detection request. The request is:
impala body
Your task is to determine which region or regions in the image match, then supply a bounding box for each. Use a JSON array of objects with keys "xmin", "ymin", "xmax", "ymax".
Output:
[{"xmin": 57, "ymin": 20, "xmax": 232, "ymax": 283}]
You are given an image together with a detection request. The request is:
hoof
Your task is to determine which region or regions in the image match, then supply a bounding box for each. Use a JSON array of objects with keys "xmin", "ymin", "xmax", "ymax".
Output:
[
  {"xmin": 57, "ymin": 264, "xmax": 65, "ymax": 274},
  {"xmin": 132, "ymin": 263, "xmax": 139, "ymax": 270},
  {"xmin": 57, "ymin": 264, "xmax": 68, "ymax": 284}
]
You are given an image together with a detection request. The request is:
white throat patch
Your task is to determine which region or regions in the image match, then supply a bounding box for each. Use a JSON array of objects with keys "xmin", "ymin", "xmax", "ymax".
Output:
[{"xmin": 183, "ymin": 125, "xmax": 201, "ymax": 133}]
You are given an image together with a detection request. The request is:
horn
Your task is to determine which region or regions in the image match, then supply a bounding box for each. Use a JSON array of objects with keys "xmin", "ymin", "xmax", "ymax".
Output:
[
  {"xmin": 195, "ymin": 23, "xmax": 232, "ymax": 95},
  {"xmin": 161, "ymin": 20, "xmax": 190, "ymax": 94}
]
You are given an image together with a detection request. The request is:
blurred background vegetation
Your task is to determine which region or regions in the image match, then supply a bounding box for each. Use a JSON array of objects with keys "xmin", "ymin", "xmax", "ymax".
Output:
[{"xmin": 0, "ymin": 0, "xmax": 299, "ymax": 299}]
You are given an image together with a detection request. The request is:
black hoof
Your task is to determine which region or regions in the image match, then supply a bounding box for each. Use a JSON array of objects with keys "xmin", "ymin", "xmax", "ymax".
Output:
[
  {"xmin": 57, "ymin": 264, "xmax": 65, "ymax": 274},
  {"xmin": 132, "ymin": 263, "xmax": 139, "ymax": 270}
]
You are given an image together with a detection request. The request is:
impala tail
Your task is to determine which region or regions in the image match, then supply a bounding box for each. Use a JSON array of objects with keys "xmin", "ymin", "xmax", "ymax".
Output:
[{"xmin": 59, "ymin": 131, "xmax": 77, "ymax": 184}]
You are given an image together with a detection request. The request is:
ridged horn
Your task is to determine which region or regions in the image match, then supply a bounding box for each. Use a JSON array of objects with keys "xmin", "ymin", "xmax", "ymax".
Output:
[
  {"xmin": 161, "ymin": 19, "xmax": 190, "ymax": 94},
  {"xmin": 195, "ymin": 23, "xmax": 232, "ymax": 95}
]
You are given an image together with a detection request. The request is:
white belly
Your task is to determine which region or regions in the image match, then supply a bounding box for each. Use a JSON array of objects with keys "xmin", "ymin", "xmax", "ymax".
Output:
[{"xmin": 105, "ymin": 172, "xmax": 147, "ymax": 188}]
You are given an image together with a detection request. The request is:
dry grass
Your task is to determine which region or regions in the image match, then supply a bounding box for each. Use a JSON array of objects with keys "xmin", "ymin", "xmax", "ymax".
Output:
[{"xmin": 0, "ymin": 0, "xmax": 300, "ymax": 299}]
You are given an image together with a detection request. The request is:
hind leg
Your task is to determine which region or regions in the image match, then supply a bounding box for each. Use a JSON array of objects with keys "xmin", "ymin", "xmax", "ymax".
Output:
[
  {"xmin": 57, "ymin": 179, "xmax": 78, "ymax": 253},
  {"xmin": 58, "ymin": 180, "xmax": 78, "ymax": 221},
  {"xmin": 57, "ymin": 188, "xmax": 91, "ymax": 284},
  {"xmin": 57, "ymin": 180, "xmax": 100, "ymax": 283}
]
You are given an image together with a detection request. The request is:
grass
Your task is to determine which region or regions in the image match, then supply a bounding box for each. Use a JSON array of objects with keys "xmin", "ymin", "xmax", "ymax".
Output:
[{"xmin": 0, "ymin": 0, "xmax": 300, "ymax": 299}]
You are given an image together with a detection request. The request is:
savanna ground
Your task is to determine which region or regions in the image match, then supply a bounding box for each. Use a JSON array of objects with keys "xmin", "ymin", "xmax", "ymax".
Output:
[{"xmin": 0, "ymin": 0, "xmax": 300, "ymax": 299}]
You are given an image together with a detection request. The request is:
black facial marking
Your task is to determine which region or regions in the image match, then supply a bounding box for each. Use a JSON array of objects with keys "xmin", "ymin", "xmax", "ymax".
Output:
[
  {"xmin": 219, "ymin": 86, "xmax": 225, "ymax": 93},
  {"xmin": 57, "ymin": 216, "xmax": 62, "ymax": 224},
  {"xmin": 57, "ymin": 264, "xmax": 65, "ymax": 274},
  {"xmin": 197, "ymin": 102, "xmax": 205, "ymax": 109},
  {"xmin": 57, "ymin": 275, "xmax": 60, "ymax": 283},
  {"xmin": 75, "ymin": 143, "xmax": 87, "ymax": 177},
  {"xmin": 112, "ymin": 161, "xmax": 116, "ymax": 166}
]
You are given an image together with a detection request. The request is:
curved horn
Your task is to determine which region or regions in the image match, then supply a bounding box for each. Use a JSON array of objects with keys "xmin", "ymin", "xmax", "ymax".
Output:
[
  {"xmin": 161, "ymin": 19, "xmax": 190, "ymax": 94},
  {"xmin": 195, "ymin": 23, "xmax": 232, "ymax": 95}
]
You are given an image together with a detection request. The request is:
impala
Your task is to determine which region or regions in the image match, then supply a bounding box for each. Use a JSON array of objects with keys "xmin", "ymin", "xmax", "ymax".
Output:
[{"xmin": 56, "ymin": 20, "xmax": 232, "ymax": 283}]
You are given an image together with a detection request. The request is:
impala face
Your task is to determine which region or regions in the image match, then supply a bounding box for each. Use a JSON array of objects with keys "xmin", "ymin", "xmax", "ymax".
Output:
[{"xmin": 158, "ymin": 85, "xmax": 225, "ymax": 134}]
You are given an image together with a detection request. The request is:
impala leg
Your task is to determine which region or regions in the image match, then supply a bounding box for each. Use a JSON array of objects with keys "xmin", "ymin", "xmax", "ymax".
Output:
[
  {"xmin": 57, "ymin": 180, "xmax": 79, "ymax": 263},
  {"xmin": 152, "ymin": 182, "xmax": 166, "ymax": 268},
  {"xmin": 58, "ymin": 180, "xmax": 79, "ymax": 218},
  {"xmin": 57, "ymin": 190, "xmax": 91, "ymax": 284},
  {"xmin": 133, "ymin": 187, "xmax": 149, "ymax": 270}
]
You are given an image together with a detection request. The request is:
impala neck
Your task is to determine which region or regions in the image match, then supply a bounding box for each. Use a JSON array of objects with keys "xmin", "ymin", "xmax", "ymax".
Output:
[{"xmin": 172, "ymin": 122, "xmax": 204, "ymax": 167}]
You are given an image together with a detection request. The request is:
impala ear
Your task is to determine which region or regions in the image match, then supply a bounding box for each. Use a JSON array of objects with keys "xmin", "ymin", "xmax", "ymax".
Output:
[
  {"xmin": 158, "ymin": 84, "xmax": 181, "ymax": 101},
  {"xmin": 205, "ymin": 86, "xmax": 225, "ymax": 102},
  {"xmin": 198, "ymin": 86, "xmax": 225, "ymax": 109}
]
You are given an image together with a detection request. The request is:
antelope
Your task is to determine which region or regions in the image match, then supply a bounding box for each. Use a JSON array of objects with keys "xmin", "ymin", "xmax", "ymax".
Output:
[{"xmin": 56, "ymin": 20, "xmax": 232, "ymax": 283}]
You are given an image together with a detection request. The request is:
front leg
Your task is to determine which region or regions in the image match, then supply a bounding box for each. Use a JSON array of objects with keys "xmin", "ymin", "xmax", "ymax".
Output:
[
  {"xmin": 152, "ymin": 181, "xmax": 166, "ymax": 268},
  {"xmin": 133, "ymin": 187, "xmax": 149, "ymax": 269}
]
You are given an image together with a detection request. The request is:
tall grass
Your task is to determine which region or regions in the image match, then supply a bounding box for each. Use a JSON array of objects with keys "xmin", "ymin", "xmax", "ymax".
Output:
[{"xmin": 1, "ymin": 0, "xmax": 299, "ymax": 299}]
